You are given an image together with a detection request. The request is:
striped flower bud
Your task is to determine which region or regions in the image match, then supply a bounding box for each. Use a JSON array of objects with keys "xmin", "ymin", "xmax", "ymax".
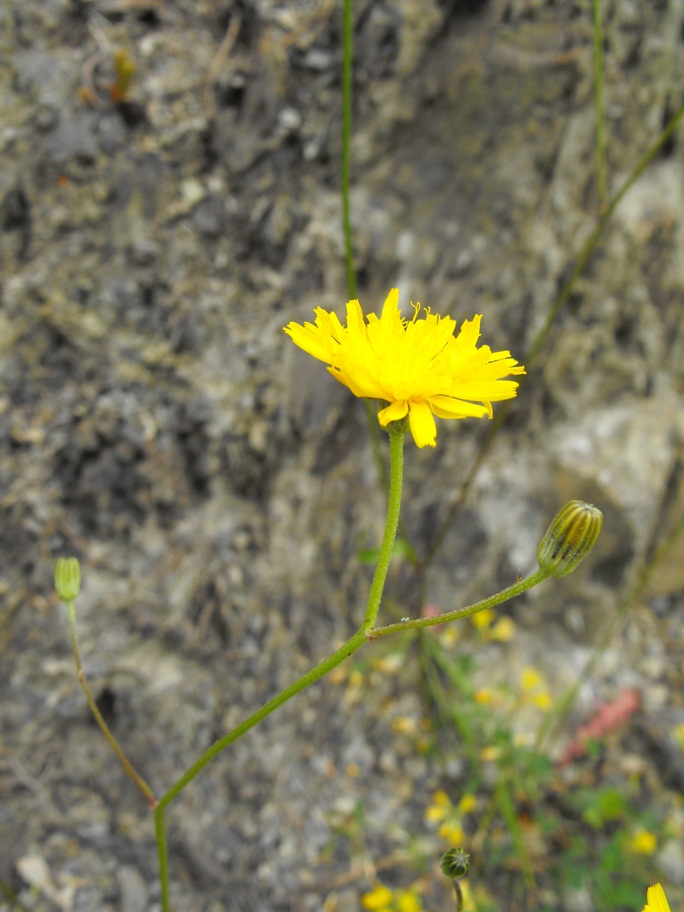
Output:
[
  {"xmin": 440, "ymin": 847, "xmax": 471, "ymax": 880},
  {"xmin": 54, "ymin": 557, "xmax": 82, "ymax": 603},
  {"xmin": 537, "ymin": 501, "xmax": 603, "ymax": 579}
]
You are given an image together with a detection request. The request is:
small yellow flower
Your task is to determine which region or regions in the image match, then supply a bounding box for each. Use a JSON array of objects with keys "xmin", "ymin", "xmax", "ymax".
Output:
[
  {"xmin": 630, "ymin": 829, "xmax": 657, "ymax": 855},
  {"xmin": 490, "ymin": 616, "xmax": 516, "ymax": 641},
  {"xmin": 438, "ymin": 822, "xmax": 466, "ymax": 843},
  {"xmin": 425, "ymin": 789, "xmax": 450, "ymax": 822},
  {"xmin": 520, "ymin": 667, "xmax": 544, "ymax": 691},
  {"xmin": 671, "ymin": 722, "xmax": 684, "ymax": 751},
  {"xmin": 396, "ymin": 889, "xmax": 423, "ymax": 912},
  {"xmin": 471, "ymin": 608, "xmax": 496, "ymax": 630},
  {"xmin": 643, "ymin": 883, "xmax": 671, "ymax": 912},
  {"xmin": 480, "ymin": 746, "xmax": 500, "ymax": 762},
  {"xmin": 440, "ymin": 627, "xmax": 459, "ymax": 646},
  {"xmin": 284, "ymin": 289, "xmax": 524, "ymax": 448},
  {"xmin": 531, "ymin": 691, "xmax": 553, "ymax": 711},
  {"xmin": 457, "ymin": 794, "xmax": 477, "ymax": 814},
  {"xmin": 349, "ymin": 669, "xmax": 364, "ymax": 687},
  {"xmin": 361, "ymin": 884, "xmax": 394, "ymax": 910},
  {"xmin": 392, "ymin": 716, "xmax": 418, "ymax": 734}
]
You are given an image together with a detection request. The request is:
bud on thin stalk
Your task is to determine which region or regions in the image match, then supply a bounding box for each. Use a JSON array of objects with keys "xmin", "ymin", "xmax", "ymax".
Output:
[
  {"xmin": 441, "ymin": 847, "xmax": 471, "ymax": 880},
  {"xmin": 54, "ymin": 557, "xmax": 82, "ymax": 603},
  {"xmin": 537, "ymin": 501, "xmax": 603, "ymax": 579}
]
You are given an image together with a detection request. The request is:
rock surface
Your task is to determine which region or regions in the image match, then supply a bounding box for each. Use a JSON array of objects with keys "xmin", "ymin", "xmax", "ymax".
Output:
[{"xmin": 2, "ymin": 0, "xmax": 684, "ymax": 909}]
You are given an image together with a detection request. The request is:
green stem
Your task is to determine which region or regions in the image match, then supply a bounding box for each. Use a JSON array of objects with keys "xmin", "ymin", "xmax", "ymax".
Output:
[
  {"xmin": 527, "ymin": 98, "xmax": 684, "ymax": 364},
  {"xmin": 419, "ymin": 635, "xmax": 480, "ymax": 768},
  {"xmin": 368, "ymin": 567, "xmax": 550, "ymax": 639},
  {"xmin": 154, "ymin": 805, "xmax": 170, "ymax": 912},
  {"xmin": 157, "ymin": 629, "xmax": 368, "ymax": 814},
  {"xmin": 362, "ymin": 425, "xmax": 404, "ymax": 630},
  {"xmin": 592, "ymin": 0, "xmax": 608, "ymax": 211},
  {"xmin": 424, "ymin": 98, "xmax": 684, "ymax": 571},
  {"xmin": 495, "ymin": 776, "xmax": 535, "ymax": 890},
  {"xmin": 340, "ymin": 0, "xmax": 389, "ymax": 488},
  {"xmin": 341, "ymin": 0, "xmax": 356, "ymax": 300},
  {"xmin": 153, "ymin": 427, "xmax": 406, "ymax": 901},
  {"xmin": 66, "ymin": 602, "xmax": 157, "ymax": 808}
]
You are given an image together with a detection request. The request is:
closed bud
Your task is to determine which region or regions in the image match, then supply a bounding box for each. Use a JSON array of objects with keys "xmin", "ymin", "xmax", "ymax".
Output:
[
  {"xmin": 54, "ymin": 557, "xmax": 82, "ymax": 602},
  {"xmin": 440, "ymin": 847, "xmax": 471, "ymax": 880},
  {"xmin": 537, "ymin": 501, "xmax": 603, "ymax": 579}
]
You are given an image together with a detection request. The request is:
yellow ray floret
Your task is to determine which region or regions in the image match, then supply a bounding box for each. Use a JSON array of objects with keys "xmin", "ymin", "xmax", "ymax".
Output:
[
  {"xmin": 642, "ymin": 884, "xmax": 671, "ymax": 912},
  {"xmin": 284, "ymin": 288, "xmax": 525, "ymax": 448}
]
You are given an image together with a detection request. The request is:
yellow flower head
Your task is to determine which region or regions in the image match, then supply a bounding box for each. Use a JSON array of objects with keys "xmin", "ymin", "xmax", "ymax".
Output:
[
  {"xmin": 643, "ymin": 884, "xmax": 671, "ymax": 912},
  {"xmin": 361, "ymin": 884, "xmax": 394, "ymax": 910},
  {"xmin": 284, "ymin": 289, "xmax": 525, "ymax": 448},
  {"xmin": 630, "ymin": 830, "xmax": 657, "ymax": 855}
]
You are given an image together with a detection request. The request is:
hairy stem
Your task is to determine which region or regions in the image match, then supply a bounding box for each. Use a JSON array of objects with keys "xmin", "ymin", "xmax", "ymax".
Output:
[{"xmin": 66, "ymin": 601, "xmax": 157, "ymax": 808}]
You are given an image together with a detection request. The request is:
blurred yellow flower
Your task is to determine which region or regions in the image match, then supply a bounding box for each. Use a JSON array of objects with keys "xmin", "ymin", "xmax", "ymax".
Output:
[
  {"xmin": 471, "ymin": 608, "xmax": 496, "ymax": 630},
  {"xmin": 531, "ymin": 691, "xmax": 553, "ymax": 710},
  {"xmin": 438, "ymin": 821, "xmax": 466, "ymax": 843},
  {"xmin": 425, "ymin": 789, "xmax": 450, "ymax": 822},
  {"xmin": 521, "ymin": 667, "xmax": 543, "ymax": 691},
  {"xmin": 392, "ymin": 715, "xmax": 418, "ymax": 734},
  {"xmin": 642, "ymin": 883, "xmax": 671, "ymax": 912},
  {"xmin": 630, "ymin": 830, "xmax": 657, "ymax": 855},
  {"xmin": 362, "ymin": 884, "xmax": 394, "ymax": 910},
  {"xmin": 457, "ymin": 794, "xmax": 477, "ymax": 814},
  {"xmin": 671, "ymin": 722, "xmax": 684, "ymax": 751},
  {"xmin": 396, "ymin": 889, "xmax": 423, "ymax": 912},
  {"xmin": 284, "ymin": 289, "xmax": 524, "ymax": 448},
  {"xmin": 480, "ymin": 746, "xmax": 500, "ymax": 762},
  {"xmin": 490, "ymin": 616, "xmax": 516, "ymax": 641}
]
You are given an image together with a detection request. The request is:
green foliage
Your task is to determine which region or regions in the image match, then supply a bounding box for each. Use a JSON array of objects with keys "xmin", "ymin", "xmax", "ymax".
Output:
[{"xmin": 337, "ymin": 624, "xmax": 671, "ymax": 911}]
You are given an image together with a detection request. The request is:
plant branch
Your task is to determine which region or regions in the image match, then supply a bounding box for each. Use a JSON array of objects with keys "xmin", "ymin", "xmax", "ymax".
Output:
[{"xmin": 66, "ymin": 601, "xmax": 157, "ymax": 808}]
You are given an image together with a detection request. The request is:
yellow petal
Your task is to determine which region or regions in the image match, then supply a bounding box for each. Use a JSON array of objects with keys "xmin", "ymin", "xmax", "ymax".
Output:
[
  {"xmin": 408, "ymin": 400, "xmax": 437, "ymax": 448},
  {"xmin": 643, "ymin": 883, "xmax": 671, "ymax": 912},
  {"xmin": 378, "ymin": 400, "xmax": 409, "ymax": 426}
]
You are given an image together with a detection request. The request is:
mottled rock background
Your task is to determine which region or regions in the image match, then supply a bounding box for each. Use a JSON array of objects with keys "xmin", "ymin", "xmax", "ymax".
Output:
[{"xmin": 2, "ymin": 0, "xmax": 684, "ymax": 910}]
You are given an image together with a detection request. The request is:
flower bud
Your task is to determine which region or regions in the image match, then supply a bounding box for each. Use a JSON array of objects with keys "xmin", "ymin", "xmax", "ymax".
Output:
[
  {"xmin": 54, "ymin": 557, "xmax": 82, "ymax": 602},
  {"xmin": 537, "ymin": 501, "xmax": 603, "ymax": 579},
  {"xmin": 440, "ymin": 847, "xmax": 471, "ymax": 880}
]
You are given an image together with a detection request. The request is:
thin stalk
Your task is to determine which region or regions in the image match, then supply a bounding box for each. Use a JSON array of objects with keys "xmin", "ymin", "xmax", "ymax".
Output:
[
  {"xmin": 66, "ymin": 601, "xmax": 157, "ymax": 808},
  {"xmin": 154, "ymin": 428, "xmax": 406, "ymax": 900},
  {"xmin": 495, "ymin": 777, "xmax": 536, "ymax": 890},
  {"xmin": 341, "ymin": 0, "xmax": 356, "ymax": 300},
  {"xmin": 592, "ymin": 0, "xmax": 608, "ymax": 211},
  {"xmin": 369, "ymin": 567, "xmax": 550, "ymax": 639},
  {"xmin": 420, "ymin": 634, "xmax": 480, "ymax": 768},
  {"xmin": 340, "ymin": 0, "xmax": 389, "ymax": 490},
  {"xmin": 157, "ymin": 628, "xmax": 368, "ymax": 814},
  {"xmin": 154, "ymin": 805, "xmax": 170, "ymax": 912},
  {"xmin": 362, "ymin": 426, "xmax": 404, "ymax": 629},
  {"xmin": 527, "ymin": 97, "xmax": 684, "ymax": 364},
  {"xmin": 424, "ymin": 98, "xmax": 684, "ymax": 573}
]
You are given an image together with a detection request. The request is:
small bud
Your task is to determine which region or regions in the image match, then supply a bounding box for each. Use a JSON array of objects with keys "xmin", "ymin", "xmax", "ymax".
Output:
[
  {"xmin": 54, "ymin": 557, "xmax": 82, "ymax": 602},
  {"xmin": 440, "ymin": 847, "xmax": 471, "ymax": 880},
  {"xmin": 537, "ymin": 501, "xmax": 603, "ymax": 579}
]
